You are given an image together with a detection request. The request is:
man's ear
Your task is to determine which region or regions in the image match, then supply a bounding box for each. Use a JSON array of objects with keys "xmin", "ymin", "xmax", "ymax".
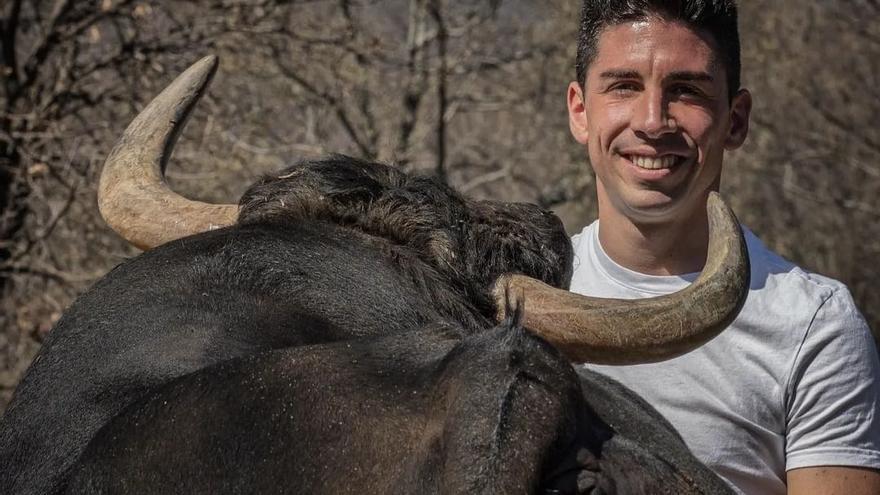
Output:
[
  {"xmin": 725, "ymin": 88, "xmax": 752, "ymax": 150},
  {"xmin": 568, "ymin": 81, "xmax": 589, "ymax": 145}
]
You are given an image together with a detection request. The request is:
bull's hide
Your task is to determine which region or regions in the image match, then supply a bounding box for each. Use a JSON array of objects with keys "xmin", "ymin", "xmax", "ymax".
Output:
[{"xmin": 0, "ymin": 157, "xmax": 733, "ymax": 495}]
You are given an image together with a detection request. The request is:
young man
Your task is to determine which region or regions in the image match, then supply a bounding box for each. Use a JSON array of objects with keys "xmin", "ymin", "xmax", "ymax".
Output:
[{"xmin": 565, "ymin": 1, "xmax": 880, "ymax": 494}]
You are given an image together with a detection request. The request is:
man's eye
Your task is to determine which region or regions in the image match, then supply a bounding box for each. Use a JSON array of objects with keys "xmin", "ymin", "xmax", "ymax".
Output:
[
  {"xmin": 609, "ymin": 82, "xmax": 639, "ymax": 94},
  {"xmin": 670, "ymin": 85, "xmax": 703, "ymax": 98}
]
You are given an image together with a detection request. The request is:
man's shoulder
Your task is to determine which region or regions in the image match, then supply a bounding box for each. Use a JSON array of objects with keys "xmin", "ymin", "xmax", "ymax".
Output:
[
  {"xmin": 744, "ymin": 228, "xmax": 849, "ymax": 298},
  {"xmin": 741, "ymin": 227, "xmax": 864, "ymax": 337}
]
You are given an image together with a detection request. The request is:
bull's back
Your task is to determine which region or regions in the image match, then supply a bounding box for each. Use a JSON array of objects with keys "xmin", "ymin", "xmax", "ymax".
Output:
[{"xmin": 0, "ymin": 222, "xmax": 451, "ymax": 494}]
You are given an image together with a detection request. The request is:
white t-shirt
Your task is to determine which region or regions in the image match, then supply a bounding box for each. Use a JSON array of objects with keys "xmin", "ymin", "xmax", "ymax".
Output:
[{"xmin": 570, "ymin": 221, "xmax": 880, "ymax": 495}]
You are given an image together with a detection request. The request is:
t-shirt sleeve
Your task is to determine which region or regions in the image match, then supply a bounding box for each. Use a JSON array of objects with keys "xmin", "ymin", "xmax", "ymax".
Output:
[{"xmin": 785, "ymin": 287, "xmax": 880, "ymax": 471}]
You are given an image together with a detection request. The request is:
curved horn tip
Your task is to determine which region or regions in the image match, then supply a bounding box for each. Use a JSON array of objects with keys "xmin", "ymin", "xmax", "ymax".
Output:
[
  {"xmin": 150, "ymin": 55, "xmax": 220, "ymax": 110},
  {"xmin": 197, "ymin": 54, "xmax": 219, "ymax": 67},
  {"xmin": 187, "ymin": 55, "xmax": 220, "ymax": 82},
  {"xmin": 157, "ymin": 55, "xmax": 219, "ymax": 105}
]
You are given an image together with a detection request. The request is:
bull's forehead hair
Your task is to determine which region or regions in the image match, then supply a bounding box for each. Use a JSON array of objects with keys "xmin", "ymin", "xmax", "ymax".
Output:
[
  {"xmin": 237, "ymin": 155, "xmax": 467, "ymax": 226},
  {"xmin": 575, "ymin": 0, "xmax": 741, "ymax": 99},
  {"xmin": 237, "ymin": 155, "xmax": 572, "ymax": 299}
]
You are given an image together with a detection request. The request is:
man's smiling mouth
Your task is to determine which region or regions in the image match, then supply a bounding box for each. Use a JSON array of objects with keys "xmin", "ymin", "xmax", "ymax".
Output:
[{"xmin": 623, "ymin": 154, "xmax": 686, "ymax": 170}]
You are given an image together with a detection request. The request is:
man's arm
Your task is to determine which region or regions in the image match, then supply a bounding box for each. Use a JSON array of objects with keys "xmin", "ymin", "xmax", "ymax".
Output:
[
  {"xmin": 787, "ymin": 466, "xmax": 880, "ymax": 495},
  {"xmin": 783, "ymin": 284, "xmax": 880, "ymax": 493}
]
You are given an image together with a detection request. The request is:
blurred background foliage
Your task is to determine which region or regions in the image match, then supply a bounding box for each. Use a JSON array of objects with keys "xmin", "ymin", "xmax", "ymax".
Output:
[{"xmin": 1, "ymin": 0, "xmax": 878, "ymax": 410}]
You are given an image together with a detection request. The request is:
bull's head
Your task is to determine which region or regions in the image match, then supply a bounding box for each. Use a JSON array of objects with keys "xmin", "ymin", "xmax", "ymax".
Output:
[{"xmin": 99, "ymin": 55, "xmax": 750, "ymax": 366}]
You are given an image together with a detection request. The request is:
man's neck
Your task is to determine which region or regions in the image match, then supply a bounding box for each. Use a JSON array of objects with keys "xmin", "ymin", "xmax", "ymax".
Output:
[{"xmin": 596, "ymin": 198, "xmax": 710, "ymax": 276}]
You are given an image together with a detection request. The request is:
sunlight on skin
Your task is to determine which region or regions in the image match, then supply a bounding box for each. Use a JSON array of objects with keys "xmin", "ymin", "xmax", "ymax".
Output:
[{"xmin": 787, "ymin": 466, "xmax": 880, "ymax": 495}]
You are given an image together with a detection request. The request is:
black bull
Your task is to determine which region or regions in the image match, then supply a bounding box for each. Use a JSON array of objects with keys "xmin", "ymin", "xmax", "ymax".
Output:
[{"xmin": 0, "ymin": 57, "xmax": 743, "ymax": 494}]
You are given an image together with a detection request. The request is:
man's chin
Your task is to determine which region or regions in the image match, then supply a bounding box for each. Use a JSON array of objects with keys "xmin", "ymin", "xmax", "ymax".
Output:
[{"xmin": 618, "ymin": 194, "xmax": 688, "ymax": 225}]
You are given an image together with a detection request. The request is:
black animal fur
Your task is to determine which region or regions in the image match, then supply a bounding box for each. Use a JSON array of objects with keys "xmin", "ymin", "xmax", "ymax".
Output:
[{"xmin": 0, "ymin": 157, "xmax": 731, "ymax": 495}]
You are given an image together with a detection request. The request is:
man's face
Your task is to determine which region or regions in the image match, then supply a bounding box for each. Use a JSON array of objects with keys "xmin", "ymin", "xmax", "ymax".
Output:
[{"xmin": 568, "ymin": 18, "xmax": 751, "ymax": 225}]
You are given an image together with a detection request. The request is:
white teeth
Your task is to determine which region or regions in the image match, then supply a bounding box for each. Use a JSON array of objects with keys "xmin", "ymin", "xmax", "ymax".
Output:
[{"xmin": 628, "ymin": 155, "xmax": 680, "ymax": 170}]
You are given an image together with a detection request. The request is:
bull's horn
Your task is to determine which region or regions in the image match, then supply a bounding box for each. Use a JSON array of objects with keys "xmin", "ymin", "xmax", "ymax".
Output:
[
  {"xmin": 494, "ymin": 192, "xmax": 750, "ymax": 365},
  {"xmin": 98, "ymin": 55, "xmax": 238, "ymax": 250}
]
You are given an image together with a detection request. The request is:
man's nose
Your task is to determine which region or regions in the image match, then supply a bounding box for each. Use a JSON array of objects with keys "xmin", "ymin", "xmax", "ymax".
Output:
[{"xmin": 632, "ymin": 90, "xmax": 675, "ymax": 138}]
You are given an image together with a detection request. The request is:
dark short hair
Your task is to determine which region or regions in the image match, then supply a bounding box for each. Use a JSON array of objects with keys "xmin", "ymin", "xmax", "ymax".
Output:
[{"xmin": 576, "ymin": 0, "xmax": 741, "ymax": 99}]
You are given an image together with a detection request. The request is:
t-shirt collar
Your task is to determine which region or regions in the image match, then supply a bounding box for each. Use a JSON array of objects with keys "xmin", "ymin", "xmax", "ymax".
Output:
[{"xmin": 591, "ymin": 221, "xmax": 699, "ymax": 295}]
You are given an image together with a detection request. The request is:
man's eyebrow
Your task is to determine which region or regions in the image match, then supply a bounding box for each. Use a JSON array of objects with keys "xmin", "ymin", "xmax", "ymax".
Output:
[
  {"xmin": 598, "ymin": 70, "xmax": 642, "ymax": 80},
  {"xmin": 665, "ymin": 71, "xmax": 714, "ymax": 83}
]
